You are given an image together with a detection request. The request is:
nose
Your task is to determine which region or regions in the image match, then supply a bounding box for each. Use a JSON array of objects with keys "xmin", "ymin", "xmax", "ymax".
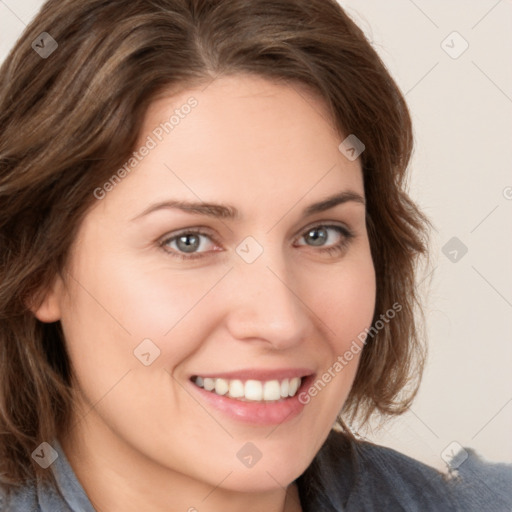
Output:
[{"xmin": 223, "ymin": 250, "xmax": 313, "ymax": 350}]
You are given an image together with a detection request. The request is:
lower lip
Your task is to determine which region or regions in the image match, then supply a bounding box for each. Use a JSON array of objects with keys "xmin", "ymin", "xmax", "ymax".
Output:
[{"xmin": 189, "ymin": 375, "xmax": 315, "ymax": 426}]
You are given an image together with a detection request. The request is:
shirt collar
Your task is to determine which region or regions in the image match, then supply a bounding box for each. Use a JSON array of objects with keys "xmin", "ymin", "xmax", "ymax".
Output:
[{"xmin": 37, "ymin": 439, "xmax": 96, "ymax": 512}]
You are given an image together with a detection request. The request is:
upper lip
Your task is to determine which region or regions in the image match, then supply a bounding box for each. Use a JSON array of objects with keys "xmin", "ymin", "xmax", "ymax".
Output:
[{"xmin": 190, "ymin": 368, "xmax": 315, "ymax": 381}]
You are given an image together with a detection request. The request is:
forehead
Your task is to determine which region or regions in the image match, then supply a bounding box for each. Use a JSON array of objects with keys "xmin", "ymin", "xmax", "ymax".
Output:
[
  {"xmin": 93, "ymin": 74, "xmax": 364, "ymax": 220},
  {"xmin": 144, "ymin": 74, "xmax": 343, "ymax": 157}
]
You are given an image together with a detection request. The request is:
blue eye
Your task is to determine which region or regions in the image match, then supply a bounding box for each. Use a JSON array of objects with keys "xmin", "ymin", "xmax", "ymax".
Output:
[
  {"xmin": 159, "ymin": 224, "xmax": 354, "ymax": 260},
  {"xmin": 295, "ymin": 224, "xmax": 354, "ymax": 256},
  {"xmin": 160, "ymin": 229, "xmax": 217, "ymax": 260}
]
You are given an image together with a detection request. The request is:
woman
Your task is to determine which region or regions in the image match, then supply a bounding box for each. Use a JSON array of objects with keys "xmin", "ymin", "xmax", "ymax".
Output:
[{"xmin": 0, "ymin": 0, "xmax": 510, "ymax": 510}]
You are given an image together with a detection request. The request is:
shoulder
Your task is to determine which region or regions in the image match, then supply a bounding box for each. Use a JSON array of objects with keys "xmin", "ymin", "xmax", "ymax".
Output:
[
  {"xmin": 342, "ymin": 434, "xmax": 458, "ymax": 511},
  {"xmin": 0, "ymin": 480, "xmax": 39, "ymax": 511},
  {"xmin": 442, "ymin": 446, "xmax": 512, "ymax": 511},
  {"xmin": 0, "ymin": 475, "xmax": 78, "ymax": 512},
  {"xmin": 301, "ymin": 430, "xmax": 512, "ymax": 512},
  {"xmin": 353, "ymin": 436, "xmax": 512, "ymax": 511}
]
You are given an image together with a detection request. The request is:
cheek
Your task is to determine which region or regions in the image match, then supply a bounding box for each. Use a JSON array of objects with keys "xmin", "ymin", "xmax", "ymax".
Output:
[
  {"xmin": 61, "ymin": 245, "xmax": 230, "ymax": 358},
  {"xmin": 298, "ymin": 249, "xmax": 376, "ymax": 414},
  {"xmin": 318, "ymin": 249, "xmax": 377, "ymax": 348},
  {"xmin": 58, "ymin": 252, "xmax": 229, "ymax": 447}
]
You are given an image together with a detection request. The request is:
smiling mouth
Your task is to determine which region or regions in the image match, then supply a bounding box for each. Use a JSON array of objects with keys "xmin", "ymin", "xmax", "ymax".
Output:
[{"xmin": 191, "ymin": 376, "xmax": 304, "ymax": 402}]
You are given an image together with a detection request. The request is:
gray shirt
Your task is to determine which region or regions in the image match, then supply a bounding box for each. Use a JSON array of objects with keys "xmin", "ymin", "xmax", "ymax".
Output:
[{"xmin": 1, "ymin": 435, "xmax": 511, "ymax": 511}]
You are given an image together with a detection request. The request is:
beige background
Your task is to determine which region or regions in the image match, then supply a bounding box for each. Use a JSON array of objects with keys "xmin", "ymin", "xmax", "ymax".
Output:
[{"xmin": 1, "ymin": 0, "xmax": 511, "ymax": 471}]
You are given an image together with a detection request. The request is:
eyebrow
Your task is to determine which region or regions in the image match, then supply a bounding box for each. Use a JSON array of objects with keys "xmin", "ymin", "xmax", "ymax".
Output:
[{"xmin": 131, "ymin": 190, "xmax": 365, "ymax": 222}]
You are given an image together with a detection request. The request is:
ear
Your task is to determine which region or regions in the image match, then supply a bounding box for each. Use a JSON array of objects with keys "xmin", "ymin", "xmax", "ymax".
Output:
[{"xmin": 27, "ymin": 274, "xmax": 65, "ymax": 323}]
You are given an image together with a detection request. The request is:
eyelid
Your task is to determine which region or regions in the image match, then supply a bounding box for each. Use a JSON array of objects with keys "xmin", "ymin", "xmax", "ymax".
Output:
[
  {"xmin": 297, "ymin": 220, "xmax": 353, "ymax": 237},
  {"xmin": 156, "ymin": 225, "xmax": 216, "ymax": 250},
  {"xmin": 160, "ymin": 226, "xmax": 216, "ymax": 241}
]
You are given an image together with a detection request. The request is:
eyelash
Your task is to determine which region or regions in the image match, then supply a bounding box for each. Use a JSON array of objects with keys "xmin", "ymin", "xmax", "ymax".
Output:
[{"xmin": 159, "ymin": 224, "xmax": 354, "ymax": 261}]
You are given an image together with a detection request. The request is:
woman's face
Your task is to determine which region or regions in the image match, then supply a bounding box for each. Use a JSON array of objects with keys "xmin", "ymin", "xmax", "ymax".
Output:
[{"xmin": 38, "ymin": 74, "xmax": 376, "ymax": 493}]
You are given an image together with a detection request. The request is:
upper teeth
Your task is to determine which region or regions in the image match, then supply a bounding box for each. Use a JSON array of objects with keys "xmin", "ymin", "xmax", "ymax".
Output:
[{"xmin": 193, "ymin": 376, "xmax": 302, "ymax": 402}]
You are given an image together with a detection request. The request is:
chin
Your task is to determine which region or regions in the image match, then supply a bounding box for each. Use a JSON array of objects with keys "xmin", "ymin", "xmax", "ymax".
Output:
[
  {"xmin": 218, "ymin": 450, "xmax": 311, "ymax": 493},
  {"xmin": 219, "ymin": 467, "xmax": 300, "ymax": 494}
]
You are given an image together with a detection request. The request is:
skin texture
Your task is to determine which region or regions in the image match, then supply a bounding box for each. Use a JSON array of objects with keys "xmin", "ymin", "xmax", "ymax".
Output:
[{"xmin": 34, "ymin": 74, "xmax": 376, "ymax": 512}]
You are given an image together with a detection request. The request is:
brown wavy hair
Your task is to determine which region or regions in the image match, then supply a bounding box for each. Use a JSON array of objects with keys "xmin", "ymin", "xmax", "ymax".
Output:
[{"xmin": 0, "ymin": 0, "xmax": 429, "ymax": 492}]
